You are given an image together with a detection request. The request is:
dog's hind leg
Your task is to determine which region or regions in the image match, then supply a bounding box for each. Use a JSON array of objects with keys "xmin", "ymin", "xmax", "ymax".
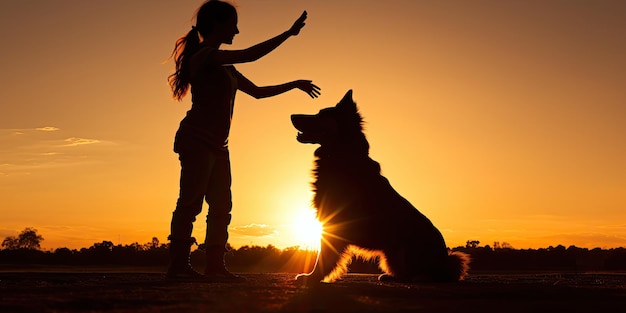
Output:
[
  {"xmin": 381, "ymin": 247, "xmax": 451, "ymax": 282},
  {"xmin": 378, "ymin": 247, "xmax": 413, "ymax": 282},
  {"xmin": 296, "ymin": 237, "xmax": 348, "ymax": 284}
]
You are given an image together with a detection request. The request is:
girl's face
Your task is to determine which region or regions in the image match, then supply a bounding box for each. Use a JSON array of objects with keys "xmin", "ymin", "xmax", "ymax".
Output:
[{"xmin": 217, "ymin": 14, "xmax": 239, "ymax": 45}]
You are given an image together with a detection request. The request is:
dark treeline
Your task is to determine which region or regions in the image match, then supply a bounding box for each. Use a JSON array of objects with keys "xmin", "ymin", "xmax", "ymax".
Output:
[
  {"xmin": 1, "ymin": 230, "xmax": 625, "ymax": 272},
  {"xmin": 1, "ymin": 240, "xmax": 626, "ymax": 273},
  {"xmin": 0, "ymin": 239, "xmax": 322, "ymax": 274},
  {"xmin": 458, "ymin": 244, "xmax": 626, "ymax": 272}
]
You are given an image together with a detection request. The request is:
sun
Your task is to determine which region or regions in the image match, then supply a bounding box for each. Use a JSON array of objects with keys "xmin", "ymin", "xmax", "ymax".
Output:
[{"xmin": 291, "ymin": 207, "xmax": 323, "ymax": 251}]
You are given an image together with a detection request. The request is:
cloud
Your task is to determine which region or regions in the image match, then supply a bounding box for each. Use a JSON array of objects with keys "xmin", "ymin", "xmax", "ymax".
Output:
[
  {"xmin": 230, "ymin": 224, "xmax": 278, "ymax": 237},
  {"xmin": 0, "ymin": 129, "xmax": 109, "ymax": 177},
  {"xmin": 36, "ymin": 126, "xmax": 60, "ymax": 132},
  {"xmin": 0, "ymin": 227, "xmax": 19, "ymax": 238},
  {"xmin": 63, "ymin": 137, "xmax": 101, "ymax": 147}
]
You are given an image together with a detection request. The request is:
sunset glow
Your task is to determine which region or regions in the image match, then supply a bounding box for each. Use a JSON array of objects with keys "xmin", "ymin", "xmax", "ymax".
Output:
[
  {"xmin": 0, "ymin": 1, "xmax": 624, "ymax": 251},
  {"xmin": 290, "ymin": 208, "xmax": 323, "ymax": 251}
]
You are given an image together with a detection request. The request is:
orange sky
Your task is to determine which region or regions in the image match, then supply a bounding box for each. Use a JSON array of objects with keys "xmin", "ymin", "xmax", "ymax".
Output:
[{"xmin": 0, "ymin": 0, "xmax": 624, "ymax": 250}]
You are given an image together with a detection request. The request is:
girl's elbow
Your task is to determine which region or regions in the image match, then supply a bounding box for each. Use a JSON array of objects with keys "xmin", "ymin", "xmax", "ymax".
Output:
[
  {"xmin": 248, "ymin": 91, "xmax": 265, "ymax": 99},
  {"xmin": 256, "ymin": 93, "xmax": 273, "ymax": 99}
]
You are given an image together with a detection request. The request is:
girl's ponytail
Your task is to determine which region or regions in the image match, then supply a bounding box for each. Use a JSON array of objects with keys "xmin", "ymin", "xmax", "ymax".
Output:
[{"xmin": 168, "ymin": 27, "xmax": 201, "ymax": 101}]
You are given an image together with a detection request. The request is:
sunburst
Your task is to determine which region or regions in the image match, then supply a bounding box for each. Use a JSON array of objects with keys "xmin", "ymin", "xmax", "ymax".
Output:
[{"xmin": 291, "ymin": 207, "xmax": 323, "ymax": 251}]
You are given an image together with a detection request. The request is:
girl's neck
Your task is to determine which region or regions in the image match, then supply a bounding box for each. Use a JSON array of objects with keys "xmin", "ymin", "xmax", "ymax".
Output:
[{"xmin": 201, "ymin": 34, "xmax": 222, "ymax": 49}]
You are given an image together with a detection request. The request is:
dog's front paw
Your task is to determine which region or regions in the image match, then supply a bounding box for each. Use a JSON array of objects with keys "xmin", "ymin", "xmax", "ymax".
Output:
[
  {"xmin": 295, "ymin": 273, "xmax": 322, "ymax": 285},
  {"xmin": 378, "ymin": 273, "xmax": 403, "ymax": 282},
  {"xmin": 378, "ymin": 273, "xmax": 414, "ymax": 283}
]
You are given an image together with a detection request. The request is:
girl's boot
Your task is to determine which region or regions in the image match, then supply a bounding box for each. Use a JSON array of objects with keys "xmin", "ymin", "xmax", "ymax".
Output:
[
  {"xmin": 204, "ymin": 245, "xmax": 245, "ymax": 281},
  {"xmin": 166, "ymin": 237, "xmax": 203, "ymax": 280}
]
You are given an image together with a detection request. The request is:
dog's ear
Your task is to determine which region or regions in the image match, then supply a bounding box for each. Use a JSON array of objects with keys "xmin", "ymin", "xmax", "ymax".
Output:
[
  {"xmin": 341, "ymin": 90, "xmax": 353, "ymax": 102},
  {"xmin": 336, "ymin": 90, "xmax": 356, "ymax": 112}
]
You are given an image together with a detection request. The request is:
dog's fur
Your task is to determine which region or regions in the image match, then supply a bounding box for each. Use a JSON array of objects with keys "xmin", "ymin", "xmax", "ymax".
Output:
[{"xmin": 291, "ymin": 90, "xmax": 469, "ymax": 284}]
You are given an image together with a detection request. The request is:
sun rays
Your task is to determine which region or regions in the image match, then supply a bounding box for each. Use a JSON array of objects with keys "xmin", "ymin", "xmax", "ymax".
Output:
[{"xmin": 290, "ymin": 207, "xmax": 323, "ymax": 251}]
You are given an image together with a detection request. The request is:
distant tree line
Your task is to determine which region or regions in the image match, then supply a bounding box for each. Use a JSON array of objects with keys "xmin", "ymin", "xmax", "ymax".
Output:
[
  {"xmin": 455, "ymin": 240, "xmax": 626, "ymax": 272},
  {"xmin": 1, "ymin": 228, "xmax": 625, "ymax": 272}
]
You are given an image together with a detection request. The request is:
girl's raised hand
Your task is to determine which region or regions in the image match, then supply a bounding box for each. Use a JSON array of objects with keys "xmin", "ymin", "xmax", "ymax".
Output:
[
  {"xmin": 289, "ymin": 11, "xmax": 308, "ymax": 36},
  {"xmin": 295, "ymin": 80, "xmax": 321, "ymax": 99}
]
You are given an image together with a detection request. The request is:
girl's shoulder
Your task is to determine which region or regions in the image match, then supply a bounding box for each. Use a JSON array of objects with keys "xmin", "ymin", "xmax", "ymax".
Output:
[
  {"xmin": 191, "ymin": 45, "xmax": 216, "ymax": 63},
  {"xmin": 189, "ymin": 45, "xmax": 219, "ymax": 77}
]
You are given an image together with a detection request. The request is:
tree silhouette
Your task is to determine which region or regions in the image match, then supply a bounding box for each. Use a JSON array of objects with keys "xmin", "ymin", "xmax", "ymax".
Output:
[
  {"xmin": 145, "ymin": 237, "xmax": 160, "ymax": 250},
  {"xmin": 466, "ymin": 240, "xmax": 480, "ymax": 249},
  {"xmin": 1, "ymin": 236, "xmax": 19, "ymax": 250},
  {"xmin": 1, "ymin": 227, "xmax": 44, "ymax": 250}
]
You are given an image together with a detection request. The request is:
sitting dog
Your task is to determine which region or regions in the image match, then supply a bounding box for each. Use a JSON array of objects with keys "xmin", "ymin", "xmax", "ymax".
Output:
[{"xmin": 291, "ymin": 90, "xmax": 469, "ymax": 283}]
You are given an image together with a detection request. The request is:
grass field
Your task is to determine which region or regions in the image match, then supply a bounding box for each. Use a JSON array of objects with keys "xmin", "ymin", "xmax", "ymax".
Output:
[{"xmin": 0, "ymin": 270, "xmax": 624, "ymax": 312}]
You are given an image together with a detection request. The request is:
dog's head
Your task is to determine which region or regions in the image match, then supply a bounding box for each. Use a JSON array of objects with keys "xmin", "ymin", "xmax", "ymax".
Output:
[{"xmin": 291, "ymin": 90, "xmax": 363, "ymax": 145}]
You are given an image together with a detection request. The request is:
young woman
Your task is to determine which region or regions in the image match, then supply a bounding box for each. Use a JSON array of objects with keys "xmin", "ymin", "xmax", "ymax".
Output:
[{"xmin": 167, "ymin": 0, "xmax": 320, "ymax": 280}]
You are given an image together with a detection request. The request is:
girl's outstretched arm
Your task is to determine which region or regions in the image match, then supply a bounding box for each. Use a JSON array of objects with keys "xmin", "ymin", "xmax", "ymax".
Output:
[
  {"xmin": 212, "ymin": 11, "xmax": 308, "ymax": 65},
  {"xmin": 236, "ymin": 71, "xmax": 321, "ymax": 99}
]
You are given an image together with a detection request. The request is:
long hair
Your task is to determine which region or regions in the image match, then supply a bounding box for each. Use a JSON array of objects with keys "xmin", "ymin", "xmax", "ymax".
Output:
[{"xmin": 168, "ymin": 0, "xmax": 237, "ymax": 101}]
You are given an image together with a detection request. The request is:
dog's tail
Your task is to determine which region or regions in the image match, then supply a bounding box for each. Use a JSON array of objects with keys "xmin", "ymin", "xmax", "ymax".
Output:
[{"xmin": 444, "ymin": 251, "xmax": 471, "ymax": 281}]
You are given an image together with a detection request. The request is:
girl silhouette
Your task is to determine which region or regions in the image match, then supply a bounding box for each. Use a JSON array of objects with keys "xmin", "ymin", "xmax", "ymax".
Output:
[{"xmin": 167, "ymin": 0, "xmax": 320, "ymax": 280}]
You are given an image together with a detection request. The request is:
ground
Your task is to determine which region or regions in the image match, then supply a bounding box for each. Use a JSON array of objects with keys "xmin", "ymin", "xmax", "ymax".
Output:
[{"xmin": 0, "ymin": 270, "xmax": 624, "ymax": 312}]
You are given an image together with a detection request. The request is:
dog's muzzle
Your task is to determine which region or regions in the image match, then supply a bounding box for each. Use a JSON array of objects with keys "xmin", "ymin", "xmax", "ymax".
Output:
[{"xmin": 291, "ymin": 114, "xmax": 322, "ymax": 144}]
